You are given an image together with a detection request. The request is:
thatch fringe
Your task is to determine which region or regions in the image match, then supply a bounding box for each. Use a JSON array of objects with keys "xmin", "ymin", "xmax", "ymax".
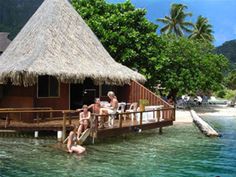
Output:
[{"xmin": 0, "ymin": 71, "xmax": 136, "ymax": 87}]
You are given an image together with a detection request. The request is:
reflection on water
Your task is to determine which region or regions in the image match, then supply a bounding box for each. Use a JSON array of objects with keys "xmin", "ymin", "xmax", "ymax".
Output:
[{"xmin": 0, "ymin": 116, "xmax": 236, "ymax": 177}]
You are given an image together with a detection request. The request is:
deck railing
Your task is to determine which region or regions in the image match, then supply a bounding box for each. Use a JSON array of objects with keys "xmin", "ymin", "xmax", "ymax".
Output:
[
  {"xmin": 128, "ymin": 80, "xmax": 175, "ymax": 121},
  {"xmin": 0, "ymin": 106, "xmax": 175, "ymax": 141},
  {"xmin": 129, "ymin": 80, "xmax": 170, "ymax": 106},
  {"xmin": 90, "ymin": 106, "xmax": 175, "ymax": 137}
]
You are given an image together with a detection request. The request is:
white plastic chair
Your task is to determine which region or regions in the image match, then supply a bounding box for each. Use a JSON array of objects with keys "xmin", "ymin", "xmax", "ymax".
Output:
[
  {"xmin": 125, "ymin": 102, "xmax": 138, "ymax": 121},
  {"xmin": 108, "ymin": 103, "xmax": 125, "ymax": 127}
]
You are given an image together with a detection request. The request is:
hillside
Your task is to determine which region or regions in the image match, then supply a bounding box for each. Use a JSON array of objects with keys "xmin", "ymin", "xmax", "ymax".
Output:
[
  {"xmin": 215, "ymin": 39, "xmax": 236, "ymax": 66},
  {"xmin": 0, "ymin": 0, "xmax": 43, "ymax": 39}
]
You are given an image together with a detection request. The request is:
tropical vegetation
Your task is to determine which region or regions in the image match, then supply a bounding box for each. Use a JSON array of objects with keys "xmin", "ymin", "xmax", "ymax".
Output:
[
  {"xmin": 189, "ymin": 15, "xmax": 214, "ymax": 42},
  {"xmin": 0, "ymin": 0, "xmax": 231, "ymax": 99},
  {"xmin": 72, "ymin": 0, "xmax": 228, "ymax": 98},
  {"xmin": 157, "ymin": 3, "xmax": 193, "ymax": 36}
]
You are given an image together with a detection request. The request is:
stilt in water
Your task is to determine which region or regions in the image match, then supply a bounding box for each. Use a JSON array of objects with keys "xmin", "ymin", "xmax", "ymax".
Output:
[
  {"xmin": 159, "ymin": 127, "xmax": 163, "ymax": 134},
  {"xmin": 34, "ymin": 131, "xmax": 39, "ymax": 138},
  {"xmin": 57, "ymin": 131, "xmax": 62, "ymax": 142}
]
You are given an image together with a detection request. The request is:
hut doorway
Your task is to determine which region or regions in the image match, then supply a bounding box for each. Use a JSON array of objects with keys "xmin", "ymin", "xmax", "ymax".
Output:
[{"xmin": 70, "ymin": 78, "xmax": 99, "ymax": 110}]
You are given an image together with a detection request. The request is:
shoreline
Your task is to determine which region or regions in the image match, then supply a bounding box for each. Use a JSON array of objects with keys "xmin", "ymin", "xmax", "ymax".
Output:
[{"xmin": 175, "ymin": 105, "xmax": 236, "ymax": 124}]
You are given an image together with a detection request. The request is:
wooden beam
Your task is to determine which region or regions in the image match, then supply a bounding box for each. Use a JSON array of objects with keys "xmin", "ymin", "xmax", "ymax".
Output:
[
  {"xmin": 97, "ymin": 121, "xmax": 173, "ymax": 138},
  {"xmin": 62, "ymin": 113, "xmax": 66, "ymax": 141}
]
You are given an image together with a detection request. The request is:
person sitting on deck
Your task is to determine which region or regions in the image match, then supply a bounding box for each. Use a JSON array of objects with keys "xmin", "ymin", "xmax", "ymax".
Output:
[
  {"xmin": 99, "ymin": 91, "xmax": 119, "ymax": 128},
  {"xmin": 88, "ymin": 98, "xmax": 101, "ymax": 114},
  {"xmin": 67, "ymin": 125, "xmax": 86, "ymax": 155},
  {"xmin": 76, "ymin": 105, "xmax": 91, "ymax": 138}
]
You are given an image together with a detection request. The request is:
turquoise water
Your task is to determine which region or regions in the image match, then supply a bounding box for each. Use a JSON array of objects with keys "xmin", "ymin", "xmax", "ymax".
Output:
[{"xmin": 0, "ymin": 116, "xmax": 236, "ymax": 177}]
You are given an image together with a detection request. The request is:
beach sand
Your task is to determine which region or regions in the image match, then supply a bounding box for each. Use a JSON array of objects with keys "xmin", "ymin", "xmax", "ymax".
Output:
[
  {"xmin": 175, "ymin": 105, "xmax": 236, "ymax": 124},
  {"xmin": 175, "ymin": 109, "xmax": 193, "ymax": 123}
]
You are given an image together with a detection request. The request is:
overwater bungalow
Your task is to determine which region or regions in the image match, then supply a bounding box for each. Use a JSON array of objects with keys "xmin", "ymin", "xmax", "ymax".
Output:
[{"xmin": 0, "ymin": 0, "xmax": 175, "ymax": 141}]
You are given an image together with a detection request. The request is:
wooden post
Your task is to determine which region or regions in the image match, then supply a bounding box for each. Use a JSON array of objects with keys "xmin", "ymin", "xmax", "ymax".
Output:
[
  {"xmin": 172, "ymin": 108, "xmax": 176, "ymax": 121},
  {"xmin": 68, "ymin": 113, "xmax": 72, "ymax": 125},
  {"xmin": 159, "ymin": 127, "xmax": 163, "ymax": 134},
  {"xmin": 19, "ymin": 112, "xmax": 22, "ymax": 121},
  {"xmin": 153, "ymin": 109, "xmax": 155, "ymax": 119},
  {"xmin": 162, "ymin": 110, "xmax": 166, "ymax": 121},
  {"xmin": 36, "ymin": 112, "xmax": 39, "ymax": 125},
  {"xmin": 140, "ymin": 112, "xmax": 143, "ymax": 128},
  {"xmin": 5, "ymin": 114, "xmax": 9, "ymax": 128},
  {"xmin": 62, "ymin": 112, "xmax": 67, "ymax": 141},
  {"xmin": 157, "ymin": 110, "xmax": 160, "ymax": 122},
  {"xmin": 95, "ymin": 115, "xmax": 98, "ymax": 131},
  {"xmin": 119, "ymin": 114, "xmax": 123, "ymax": 128}
]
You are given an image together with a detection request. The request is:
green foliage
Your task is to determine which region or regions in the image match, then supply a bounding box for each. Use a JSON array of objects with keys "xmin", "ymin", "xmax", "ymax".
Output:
[
  {"xmin": 72, "ymin": 0, "xmax": 160, "ymax": 88},
  {"xmin": 154, "ymin": 35, "xmax": 229, "ymax": 97},
  {"xmin": 224, "ymin": 89, "xmax": 236, "ymax": 100},
  {"xmin": 215, "ymin": 40, "xmax": 236, "ymax": 68},
  {"xmin": 224, "ymin": 70, "xmax": 236, "ymax": 89},
  {"xmin": 215, "ymin": 88, "xmax": 236, "ymax": 100},
  {"xmin": 216, "ymin": 90, "xmax": 226, "ymax": 98},
  {"xmin": 189, "ymin": 15, "xmax": 214, "ymax": 42},
  {"xmin": 72, "ymin": 0, "xmax": 229, "ymax": 97},
  {"xmin": 139, "ymin": 99, "xmax": 149, "ymax": 106},
  {"xmin": 157, "ymin": 3, "xmax": 193, "ymax": 36}
]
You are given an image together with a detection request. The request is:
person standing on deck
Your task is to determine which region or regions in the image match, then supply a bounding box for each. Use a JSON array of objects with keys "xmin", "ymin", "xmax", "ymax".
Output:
[
  {"xmin": 99, "ymin": 91, "xmax": 119, "ymax": 128},
  {"xmin": 67, "ymin": 125, "xmax": 86, "ymax": 155}
]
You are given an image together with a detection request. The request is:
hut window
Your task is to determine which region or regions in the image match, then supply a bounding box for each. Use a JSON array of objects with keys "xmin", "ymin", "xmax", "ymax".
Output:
[{"xmin": 38, "ymin": 76, "xmax": 59, "ymax": 98}]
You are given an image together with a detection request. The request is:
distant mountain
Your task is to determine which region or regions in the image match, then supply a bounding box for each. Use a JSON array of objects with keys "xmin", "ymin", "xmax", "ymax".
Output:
[
  {"xmin": 215, "ymin": 39, "xmax": 236, "ymax": 67},
  {"xmin": 0, "ymin": 0, "xmax": 43, "ymax": 40}
]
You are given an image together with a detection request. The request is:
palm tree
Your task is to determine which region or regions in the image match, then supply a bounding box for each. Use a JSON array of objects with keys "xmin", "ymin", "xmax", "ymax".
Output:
[
  {"xmin": 189, "ymin": 15, "xmax": 214, "ymax": 42},
  {"xmin": 157, "ymin": 3, "xmax": 193, "ymax": 36}
]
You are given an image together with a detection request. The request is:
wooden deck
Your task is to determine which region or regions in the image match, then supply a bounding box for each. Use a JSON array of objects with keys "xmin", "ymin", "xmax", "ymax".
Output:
[{"xmin": 0, "ymin": 107, "xmax": 175, "ymax": 140}]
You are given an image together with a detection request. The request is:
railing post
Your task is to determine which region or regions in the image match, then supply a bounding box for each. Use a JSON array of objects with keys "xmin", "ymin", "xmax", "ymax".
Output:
[
  {"xmin": 68, "ymin": 112, "xmax": 72, "ymax": 125},
  {"xmin": 172, "ymin": 107, "xmax": 176, "ymax": 121},
  {"xmin": 95, "ymin": 115, "xmax": 98, "ymax": 131},
  {"xmin": 157, "ymin": 110, "xmax": 160, "ymax": 122},
  {"xmin": 5, "ymin": 114, "xmax": 9, "ymax": 128},
  {"xmin": 153, "ymin": 109, "xmax": 155, "ymax": 119},
  {"xmin": 140, "ymin": 111, "xmax": 143, "ymax": 128},
  {"xmin": 36, "ymin": 112, "xmax": 39, "ymax": 125},
  {"xmin": 90, "ymin": 114, "xmax": 97, "ymax": 144},
  {"xmin": 62, "ymin": 112, "xmax": 67, "ymax": 141},
  {"xmin": 119, "ymin": 114, "xmax": 123, "ymax": 128}
]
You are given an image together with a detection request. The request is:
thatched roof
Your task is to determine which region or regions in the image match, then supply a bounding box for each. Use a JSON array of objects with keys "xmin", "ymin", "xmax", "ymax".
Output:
[
  {"xmin": 0, "ymin": 0, "xmax": 145, "ymax": 86},
  {"xmin": 0, "ymin": 32, "xmax": 11, "ymax": 52}
]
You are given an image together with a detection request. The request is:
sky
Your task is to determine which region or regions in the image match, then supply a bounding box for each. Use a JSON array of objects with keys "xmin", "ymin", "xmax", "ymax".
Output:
[{"xmin": 107, "ymin": 0, "xmax": 236, "ymax": 46}]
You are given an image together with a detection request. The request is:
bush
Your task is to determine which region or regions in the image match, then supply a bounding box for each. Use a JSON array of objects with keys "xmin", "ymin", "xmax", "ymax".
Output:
[
  {"xmin": 216, "ymin": 90, "xmax": 226, "ymax": 98},
  {"xmin": 224, "ymin": 89, "xmax": 236, "ymax": 100}
]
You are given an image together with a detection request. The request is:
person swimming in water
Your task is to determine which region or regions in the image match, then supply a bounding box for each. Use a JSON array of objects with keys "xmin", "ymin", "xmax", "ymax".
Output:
[{"xmin": 67, "ymin": 125, "xmax": 86, "ymax": 155}]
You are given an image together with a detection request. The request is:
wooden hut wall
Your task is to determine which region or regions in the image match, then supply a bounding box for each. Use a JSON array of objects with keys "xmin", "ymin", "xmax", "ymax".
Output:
[
  {"xmin": 0, "ymin": 85, "xmax": 34, "ymax": 122},
  {"xmin": 127, "ymin": 80, "xmax": 170, "ymax": 107},
  {"xmin": 0, "ymin": 85, "xmax": 34, "ymax": 108},
  {"xmin": 34, "ymin": 83, "xmax": 69, "ymax": 110}
]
